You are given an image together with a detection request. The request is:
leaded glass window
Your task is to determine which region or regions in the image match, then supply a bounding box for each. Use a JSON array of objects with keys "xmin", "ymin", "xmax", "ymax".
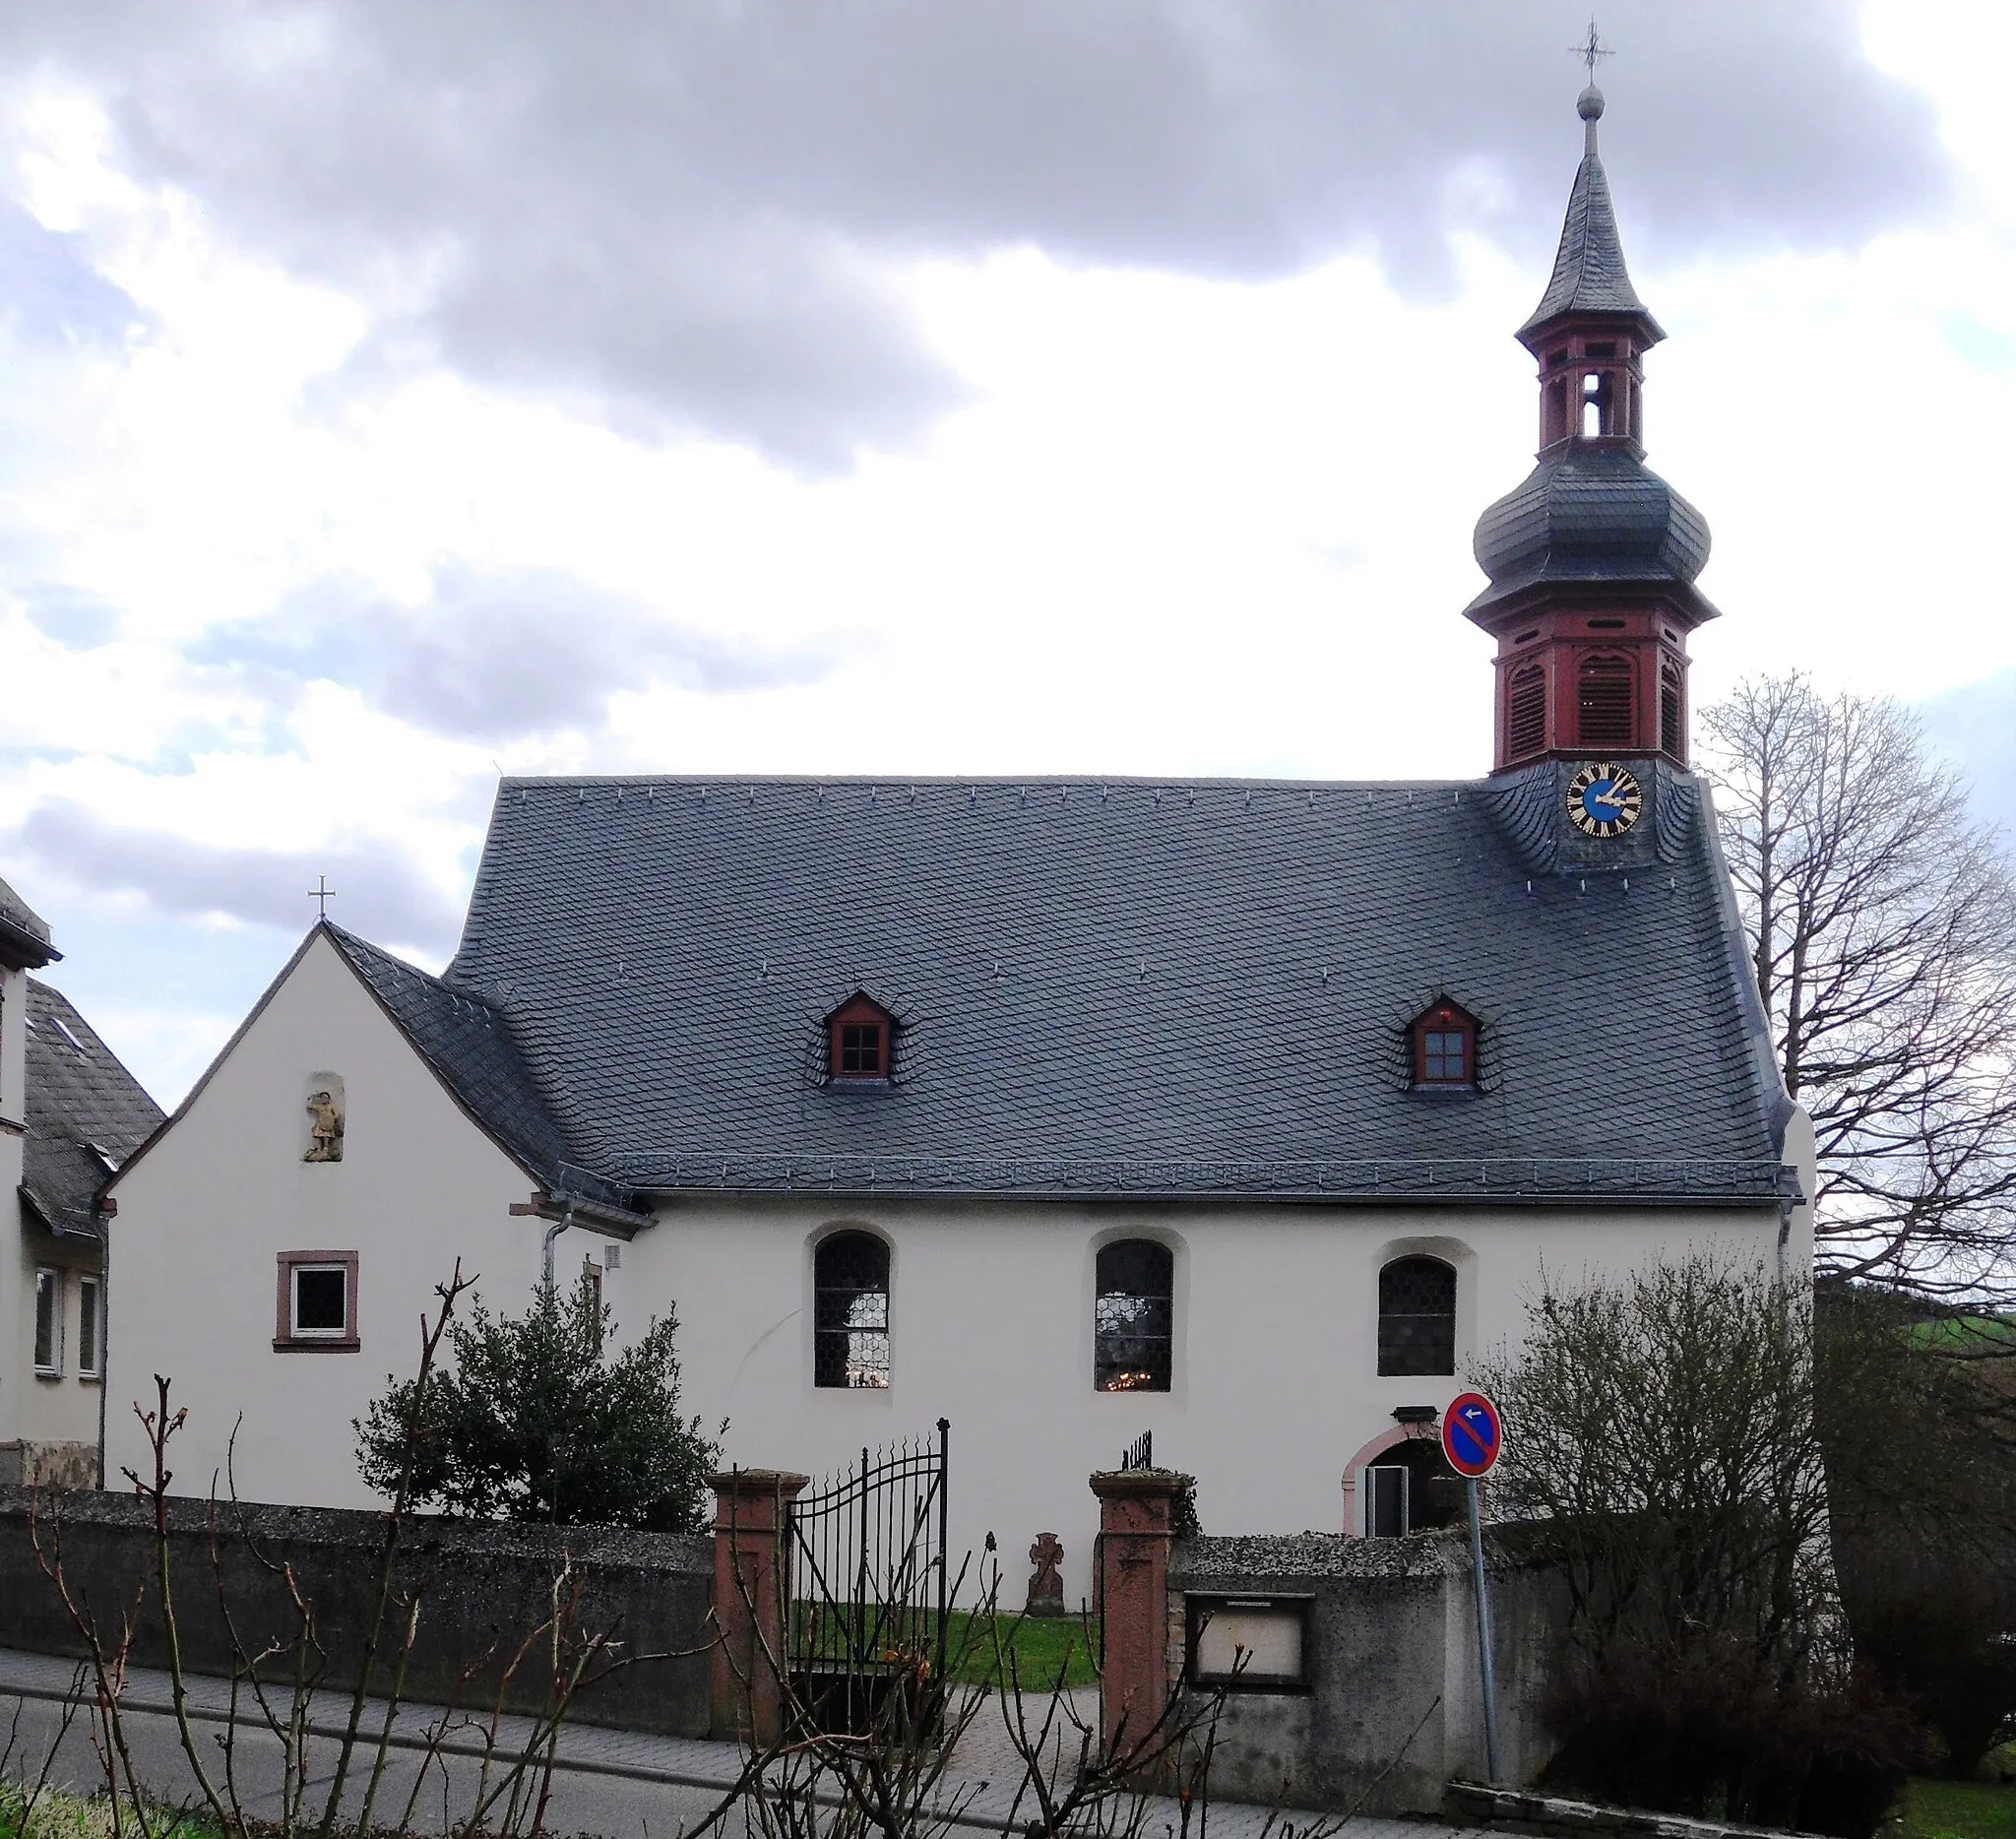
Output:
[
  {"xmin": 814, "ymin": 1231, "xmax": 891, "ymax": 1388},
  {"xmin": 1095, "ymin": 1239, "xmax": 1172, "ymax": 1393},
  {"xmin": 1377, "ymin": 1256, "xmax": 1456, "ymax": 1377}
]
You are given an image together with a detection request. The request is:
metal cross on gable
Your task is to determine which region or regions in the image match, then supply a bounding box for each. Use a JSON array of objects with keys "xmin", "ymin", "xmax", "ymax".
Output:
[
  {"xmin": 309, "ymin": 874, "xmax": 337, "ymax": 920},
  {"xmin": 1571, "ymin": 17, "xmax": 1613, "ymax": 82}
]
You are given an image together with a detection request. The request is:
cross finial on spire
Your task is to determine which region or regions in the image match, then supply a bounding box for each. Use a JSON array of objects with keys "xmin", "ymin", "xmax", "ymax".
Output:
[
  {"xmin": 1571, "ymin": 18, "xmax": 1612, "ymax": 83},
  {"xmin": 310, "ymin": 874, "xmax": 337, "ymax": 920}
]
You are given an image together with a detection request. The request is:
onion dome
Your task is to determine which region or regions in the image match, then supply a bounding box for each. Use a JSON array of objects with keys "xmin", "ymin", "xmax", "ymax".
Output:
[{"xmin": 1466, "ymin": 445, "xmax": 1715, "ymax": 624}]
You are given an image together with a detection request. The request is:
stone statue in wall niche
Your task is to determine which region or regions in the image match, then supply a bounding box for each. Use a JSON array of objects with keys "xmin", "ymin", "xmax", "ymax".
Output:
[
  {"xmin": 304, "ymin": 1089, "xmax": 345, "ymax": 1163},
  {"xmin": 1026, "ymin": 1532, "xmax": 1065, "ymax": 1617}
]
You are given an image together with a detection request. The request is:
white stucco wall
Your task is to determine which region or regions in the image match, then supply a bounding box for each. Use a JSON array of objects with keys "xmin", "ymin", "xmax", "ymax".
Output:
[
  {"xmin": 105, "ymin": 933, "xmax": 550, "ymax": 1506},
  {"xmin": 618, "ymin": 1193, "xmax": 1795, "ymax": 1602},
  {"xmin": 103, "ymin": 930, "xmax": 1813, "ymax": 1608}
]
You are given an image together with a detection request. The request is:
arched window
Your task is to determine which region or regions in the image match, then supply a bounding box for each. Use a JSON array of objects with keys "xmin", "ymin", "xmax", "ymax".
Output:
[
  {"xmin": 1378, "ymin": 1256, "xmax": 1456, "ymax": 1376},
  {"xmin": 1660, "ymin": 662, "xmax": 1685, "ymax": 763},
  {"xmin": 1505, "ymin": 664, "xmax": 1546, "ymax": 760},
  {"xmin": 814, "ymin": 1231, "xmax": 891, "ymax": 1388},
  {"xmin": 1410, "ymin": 1001, "xmax": 1478, "ymax": 1089},
  {"xmin": 1095, "ymin": 1239, "xmax": 1173, "ymax": 1393},
  {"xmin": 1576, "ymin": 652, "xmax": 1635, "ymax": 749}
]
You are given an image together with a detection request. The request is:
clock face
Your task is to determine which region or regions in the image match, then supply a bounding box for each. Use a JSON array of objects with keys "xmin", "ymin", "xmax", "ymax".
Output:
[{"xmin": 1565, "ymin": 761, "xmax": 1644, "ymax": 839}]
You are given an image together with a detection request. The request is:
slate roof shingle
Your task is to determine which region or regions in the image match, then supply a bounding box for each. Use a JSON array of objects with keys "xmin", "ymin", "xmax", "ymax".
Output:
[
  {"xmin": 22, "ymin": 981, "xmax": 164, "ymax": 1238},
  {"xmin": 346, "ymin": 767, "xmax": 1801, "ymax": 1212},
  {"xmin": 1518, "ymin": 115, "xmax": 1662, "ymax": 340}
]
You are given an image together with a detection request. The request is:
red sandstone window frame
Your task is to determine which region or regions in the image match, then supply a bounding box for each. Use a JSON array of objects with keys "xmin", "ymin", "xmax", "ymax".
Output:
[
  {"xmin": 827, "ymin": 995, "xmax": 894, "ymax": 1081},
  {"xmin": 275, "ymin": 1250, "xmax": 360, "ymax": 1352},
  {"xmin": 1410, "ymin": 1002, "xmax": 1479, "ymax": 1090}
]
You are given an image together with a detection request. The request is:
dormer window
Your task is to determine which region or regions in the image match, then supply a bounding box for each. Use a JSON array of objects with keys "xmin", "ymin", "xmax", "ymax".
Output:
[
  {"xmin": 827, "ymin": 994, "xmax": 893, "ymax": 1080},
  {"xmin": 1411, "ymin": 1002, "xmax": 1479, "ymax": 1089}
]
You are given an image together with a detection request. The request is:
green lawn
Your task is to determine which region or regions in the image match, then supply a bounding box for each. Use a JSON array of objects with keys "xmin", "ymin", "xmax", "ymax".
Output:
[
  {"xmin": 940, "ymin": 1611, "xmax": 1100, "ymax": 1692},
  {"xmin": 1895, "ymin": 1776, "xmax": 2016, "ymax": 1839}
]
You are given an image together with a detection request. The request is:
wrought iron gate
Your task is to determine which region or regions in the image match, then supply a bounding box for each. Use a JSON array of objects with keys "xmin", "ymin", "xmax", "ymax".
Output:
[{"xmin": 788, "ymin": 1418, "xmax": 950, "ymax": 1733}]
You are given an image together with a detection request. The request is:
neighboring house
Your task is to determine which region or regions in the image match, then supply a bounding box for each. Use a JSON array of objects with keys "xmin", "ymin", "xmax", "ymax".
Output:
[
  {"xmin": 0, "ymin": 877, "xmax": 164, "ymax": 1488},
  {"xmin": 105, "ymin": 90, "xmax": 1815, "ymax": 1597}
]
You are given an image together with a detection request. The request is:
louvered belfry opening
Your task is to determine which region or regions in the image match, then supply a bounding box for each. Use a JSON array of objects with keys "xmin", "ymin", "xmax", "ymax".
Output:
[
  {"xmin": 1506, "ymin": 664, "xmax": 1546, "ymax": 760},
  {"xmin": 1576, "ymin": 652, "xmax": 1636, "ymax": 749},
  {"xmin": 1661, "ymin": 662, "xmax": 1685, "ymax": 763}
]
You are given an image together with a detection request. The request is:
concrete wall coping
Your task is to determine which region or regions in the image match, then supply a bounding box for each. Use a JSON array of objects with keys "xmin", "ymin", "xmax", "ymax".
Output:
[
  {"xmin": 0, "ymin": 1486, "xmax": 713, "ymax": 1572},
  {"xmin": 1171, "ymin": 1527, "xmax": 1544, "ymax": 1583}
]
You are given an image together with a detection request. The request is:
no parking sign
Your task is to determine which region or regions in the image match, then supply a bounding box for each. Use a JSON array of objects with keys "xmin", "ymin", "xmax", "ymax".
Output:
[
  {"xmin": 1440, "ymin": 1391, "xmax": 1503, "ymax": 1479},
  {"xmin": 1441, "ymin": 1389, "xmax": 1504, "ymax": 1783}
]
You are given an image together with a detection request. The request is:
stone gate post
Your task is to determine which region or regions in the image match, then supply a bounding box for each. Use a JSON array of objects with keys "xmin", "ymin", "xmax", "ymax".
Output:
[
  {"xmin": 1090, "ymin": 1468, "xmax": 1190, "ymax": 1769},
  {"xmin": 709, "ymin": 1468, "xmax": 808, "ymax": 1744}
]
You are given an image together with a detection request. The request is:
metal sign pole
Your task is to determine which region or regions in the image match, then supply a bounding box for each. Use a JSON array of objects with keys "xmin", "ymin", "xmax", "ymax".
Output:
[{"xmin": 1466, "ymin": 1475, "xmax": 1501, "ymax": 1783}]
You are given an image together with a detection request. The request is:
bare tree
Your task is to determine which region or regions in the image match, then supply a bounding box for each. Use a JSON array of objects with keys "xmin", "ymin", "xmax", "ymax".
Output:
[{"xmin": 1700, "ymin": 674, "xmax": 2016, "ymax": 1300}]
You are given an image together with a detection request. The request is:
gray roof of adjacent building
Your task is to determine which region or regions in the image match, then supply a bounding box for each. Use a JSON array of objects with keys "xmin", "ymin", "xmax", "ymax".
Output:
[
  {"xmin": 21, "ymin": 980, "xmax": 163, "ymax": 1238},
  {"xmin": 289, "ymin": 768, "xmax": 1804, "ymax": 1213},
  {"xmin": 0, "ymin": 875, "xmax": 58, "ymax": 972}
]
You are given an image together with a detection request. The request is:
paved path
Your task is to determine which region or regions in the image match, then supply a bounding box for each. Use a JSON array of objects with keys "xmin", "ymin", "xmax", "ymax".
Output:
[{"xmin": 0, "ymin": 1647, "xmax": 1450, "ymax": 1839}]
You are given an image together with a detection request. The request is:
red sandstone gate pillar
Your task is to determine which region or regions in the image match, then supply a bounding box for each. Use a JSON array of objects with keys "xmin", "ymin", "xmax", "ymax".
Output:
[
  {"xmin": 709, "ymin": 1468, "xmax": 808, "ymax": 1744},
  {"xmin": 1091, "ymin": 1468, "xmax": 1189, "ymax": 1766}
]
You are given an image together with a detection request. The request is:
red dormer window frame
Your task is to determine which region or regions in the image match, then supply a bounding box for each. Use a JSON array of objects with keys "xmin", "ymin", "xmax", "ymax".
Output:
[
  {"xmin": 1411, "ymin": 1001, "xmax": 1480, "ymax": 1089},
  {"xmin": 828, "ymin": 994, "xmax": 894, "ymax": 1081}
]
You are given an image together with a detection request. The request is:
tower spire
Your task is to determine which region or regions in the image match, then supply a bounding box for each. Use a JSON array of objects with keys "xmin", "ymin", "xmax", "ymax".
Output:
[
  {"xmin": 1519, "ymin": 83, "xmax": 1660, "ymax": 343},
  {"xmin": 1465, "ymin": 76, "xmax": 1718, "ymax": 778}
]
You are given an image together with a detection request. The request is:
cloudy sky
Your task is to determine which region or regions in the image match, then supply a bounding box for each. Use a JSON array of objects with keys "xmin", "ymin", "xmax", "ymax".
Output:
[{"xmin": 3, "ymin": 0, "xmax": 2013, "ymax": 1107}]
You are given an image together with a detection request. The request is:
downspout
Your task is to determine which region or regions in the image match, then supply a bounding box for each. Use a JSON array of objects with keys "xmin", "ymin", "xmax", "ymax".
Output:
[
  {"xmin": 541, "ymin": 1201, "xmax": 575, "ymax": 1290},
  {"xmin": 94, "ymin": 1200, "xmax": 112, "ymax": 1490},
  {"xmin": 1776, "ymin": 1194, "xmax": 1793, "ymax": 1293}
]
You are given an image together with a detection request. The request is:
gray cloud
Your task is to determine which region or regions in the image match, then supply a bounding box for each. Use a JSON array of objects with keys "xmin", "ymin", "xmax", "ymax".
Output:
[
  {"xmin": 11, "ymin": 799, "xmax": 465, "ymax": 950},
  {"xmin": 199, "ymin": 565, "xmax": 850, "ymax": 743},
  {"xmin": 1, "ymin": 3, "xmax": 1947, "ymax": 469}
]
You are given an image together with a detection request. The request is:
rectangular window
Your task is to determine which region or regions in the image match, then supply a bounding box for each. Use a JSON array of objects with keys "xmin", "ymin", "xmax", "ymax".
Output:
[
  {"xmin": 1422, "ymin": 1030, "xmax": 1469, "ymax": 1081},
  {"xmin": 77, "ymin": 1275, "xmax": 101, "ymax": 1378},
  {"xmin": 275, "ymin": 1252, "xmax": 359, "ymax": 1351},
  {"xmin": 839, "ymin": 1023, "xmax": 885, "ymax": 1074},
  {"xmin": 33, "ymin": 1268, "xmax": 61, "ymax": 1375}
]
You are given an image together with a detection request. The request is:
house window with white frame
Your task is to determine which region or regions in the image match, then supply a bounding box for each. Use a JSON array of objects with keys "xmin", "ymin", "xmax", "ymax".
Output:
[
  {"xmin": 33, "ymin": 1267, "xmax": 62, "ymax": 1375},
  {"xmin": 275, "ymin": 1251, "xmax": 359, "ymax": 1350},
  {"xmin": 77, "ymin": 1274, "xmax": 102, "ymax": 1379}
]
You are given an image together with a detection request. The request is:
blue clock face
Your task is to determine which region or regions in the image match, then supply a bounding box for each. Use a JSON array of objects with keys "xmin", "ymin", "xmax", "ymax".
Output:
[{"xmin": 1566, "ymin": 761, "xmax": 1644, "ymax": 839}]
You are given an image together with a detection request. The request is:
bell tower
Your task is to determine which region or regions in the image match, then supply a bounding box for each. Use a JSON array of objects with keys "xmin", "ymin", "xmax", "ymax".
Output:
[{"xmin": 1467, "ymin": 85, "xmax": 1719, "ymax": 774}]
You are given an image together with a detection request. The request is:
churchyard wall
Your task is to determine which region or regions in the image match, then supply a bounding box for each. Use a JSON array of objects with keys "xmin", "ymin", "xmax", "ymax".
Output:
[
  {"xmin": 0, "ymin": 1484, "xmax": 716, "ymax": 1737},
  {"xmin": 1166, "ymin": 1530, "xmax": 1565, "ymax": 1813}
]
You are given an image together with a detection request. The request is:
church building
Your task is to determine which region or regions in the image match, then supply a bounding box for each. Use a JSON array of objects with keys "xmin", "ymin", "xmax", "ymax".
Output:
[{"xmin": 103, "ymin": 88, "xmax": 1812, "ymax": 1598}]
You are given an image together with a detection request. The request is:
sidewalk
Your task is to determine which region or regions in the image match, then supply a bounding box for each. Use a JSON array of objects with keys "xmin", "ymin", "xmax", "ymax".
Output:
[{"xmin": 0, "ymin": 1647, "xmax": 1447, "ymax": 1839}]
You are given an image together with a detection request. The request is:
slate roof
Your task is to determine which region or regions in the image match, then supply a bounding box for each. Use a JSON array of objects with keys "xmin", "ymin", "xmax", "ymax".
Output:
[
  {"xmin": 1467, "ymin": 444, "xmax": 1716, "ymax": 626},
  {"xmin": 319, "ymin": 927, "xmax": 609, "ymax": 1208},
  {"xmin": 366, "ymin": 768, "xmax": 1801, "ymax": 1212},
  {"xmin": 0, "ymin": 874, "xmax": 57, "ymax": 972},
  {"xmin": 21, "ymin": 980, "xmax": 163, "ymax": 1238},
  {"xmin": 1519, "ymin": 95, "xmax": 1663, "ymax": 342}
]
